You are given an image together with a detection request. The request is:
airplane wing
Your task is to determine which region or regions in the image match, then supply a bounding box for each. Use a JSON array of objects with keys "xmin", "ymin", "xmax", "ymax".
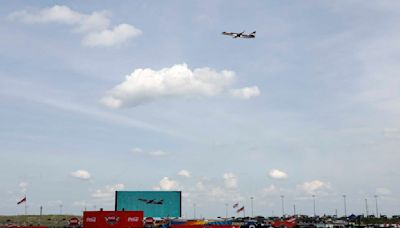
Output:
[
  {"xmin": 222, "ymin": 32, "xmax": 239, "ymax": 36},
  {"xmin": 138, "ymin": 198, "xmax": 148, "ymax": 202},
  {"xmin": 240, "ymin": 34, "xmax": 255, "ymax": 39}
]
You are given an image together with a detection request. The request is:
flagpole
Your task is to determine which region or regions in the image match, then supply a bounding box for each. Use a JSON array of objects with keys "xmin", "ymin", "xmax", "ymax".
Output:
[
  {"xmin": 24, "ymin": 195, "xmax": 27, "ymax": 215},
  {"xmin": 24, "ymin": 195, "xmax": 27, "ymax": 227}
]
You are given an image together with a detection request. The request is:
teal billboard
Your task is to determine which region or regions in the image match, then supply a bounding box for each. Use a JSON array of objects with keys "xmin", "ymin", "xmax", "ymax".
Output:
[{"xmin": 115, "ymin": 191, "xmax": 181, "ymax": 218}]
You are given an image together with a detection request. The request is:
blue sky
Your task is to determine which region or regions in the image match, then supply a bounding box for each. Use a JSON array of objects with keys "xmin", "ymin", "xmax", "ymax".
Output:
[{"xmin": 1, "ymin": 1, "xmax": 400, "ymax": 217}]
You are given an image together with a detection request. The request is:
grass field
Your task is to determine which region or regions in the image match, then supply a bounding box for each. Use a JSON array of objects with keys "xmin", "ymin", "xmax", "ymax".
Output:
[{"xmin": 0, "ymin": 215, "xmax": 81, "ymax": 227}]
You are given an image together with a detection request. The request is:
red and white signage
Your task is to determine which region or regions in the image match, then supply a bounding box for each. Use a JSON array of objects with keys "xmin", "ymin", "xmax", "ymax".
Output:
[
  {"xmin": 69, "ymin": 217, "xmax": 79, "ymax": 226},
  {"xmin": 83, "ymin": 210, "xmax": 144, "ymax": 228}
]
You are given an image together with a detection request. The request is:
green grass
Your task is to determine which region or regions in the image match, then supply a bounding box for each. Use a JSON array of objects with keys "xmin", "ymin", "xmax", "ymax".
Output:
[{"xmin": 0, "ymin": 215, "xmax": 82, "ymax": 227}]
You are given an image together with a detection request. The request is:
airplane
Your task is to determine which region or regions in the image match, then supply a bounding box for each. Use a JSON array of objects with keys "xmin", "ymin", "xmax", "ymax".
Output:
[
  {"xmin": 138, "ymin": 198, "xmax": 164, "ymax": 205},
  {"xmin": 222, "ymin": 30, "xmax": 256, "ymax": 39}
]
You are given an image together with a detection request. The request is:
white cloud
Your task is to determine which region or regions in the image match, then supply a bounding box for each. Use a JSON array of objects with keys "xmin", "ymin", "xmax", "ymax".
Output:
[
  {"xmin": 230, "ymin": 86, "xmax": 261, "ymax": 99},
  {"xmin": 19, "ymin": 182, "xmax": 28, "ymax": 193},
  {"xmin": 131, "ymin": 148, "xmax": 168, "ymax": 156},
  {"xmin": 223, "ymin": 173, "xmax": 238, "ymax": 189},
  {"xmin": 148, "ymin": 150, "xmax": 167, "ymax": 156},
  {"xmin": 9, "ymin": 5, "xmax": 140, "ymax": 47},
  {"xmin": 298, "ymin": 180, "xmax": 332, "ymax": 195},
  {"xmin": 383, "ymin": 128, "xmax": 400, "ymax": 139},
  {"xmin": 131, "ymin": 147, "xmax": 144, "ymax": 154},
  {"xmin": 8, "ymin": 5, "xmax": 110, "ymax": 31},
  {"xmin": 376, "ymin": 187, "xmax": 391, "ymax": 195},
  {"xmin": 263, "ymin": 184, "xmax": 279, "ymax": 195},
  {"xmin": 269, "ymin": 169, "xmax": 288, "ymax": 180},
  {"xmin": 156, "ymin": 177, "xmax": 179, "ymax": 190},
  {"xmin": 71, "ymin": 170, "xmax": 91, "ymax": 180},
  {"xmin": 101, "ymin": 64, "xmax": 235, "ymax": 108},
  {"xmin": 82, "ymin": 24, "xmax": 142, "ymax": 47},
  {"xmin": 178, "ymin": 169, "xmax": 191, "ymax": 178},
  {"xmin": 92, "ymin": 183, "xmax": 124, "ymax": 200}
]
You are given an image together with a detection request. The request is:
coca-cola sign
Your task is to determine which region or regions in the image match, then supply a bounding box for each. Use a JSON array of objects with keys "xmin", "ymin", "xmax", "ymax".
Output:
[
  {"xmin": 85, "ymin": 217, "xmax": 96, "ymax": 223},
  {"xmin": 105, "ymin": 215, "xmax": 120, "ymax": 225},
  {"xmin": 69, "ymin": 217, "xmax": 79, "ymax": 226},
  {"xmin": 128, "ymin": 217, "xmax": 140, "ymax": 222}
]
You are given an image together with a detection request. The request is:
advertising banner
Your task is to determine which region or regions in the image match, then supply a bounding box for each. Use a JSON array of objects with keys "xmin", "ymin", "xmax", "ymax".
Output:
[{"xmin": 115, "ymin": 191, "xmax": 181, "ymax": 218}]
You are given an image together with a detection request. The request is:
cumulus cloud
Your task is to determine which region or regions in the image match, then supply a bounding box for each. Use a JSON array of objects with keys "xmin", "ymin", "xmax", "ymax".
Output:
[
  {"xmin": 131, "ymin": 148, "xmax": 168, "ymax": 156},
  {"xmin": 71, "ymin": 170, "xmax": 91, "ymax": 180},
  {"xmin": 101, "ymin": 64, "xmax": 235, "ymax": 108},
  {"xmin": 269, "ymin": 169, "xmax": 288, "ymax": 180},
  {"xmin": 154, "ymin": 177, "xmax": 179, "ymax": 190},
  {"xmin": 148, "ymin": 150, "xmax": 167, "ymax": 156},
  {"xmin": 82, "ymin": 24, "xmax": 141, "ymax": 47},
  {"xmin": 263, "ymin": 184, "xmax": 279, "ymax": 195},
  {"xmin": 376, "ymin": 187, "xmax": 391, "ymax": 195},
  {"xmin": 230, "ymin": 86, "xmax": 261, "ymax": 99},
  {"xmin": 92, "ymin": 183, "xmax": 124, "ymax": 200},
  {"xmin": 223, "ymin": 173, "xmax": 238, "ymax": 189},
  {"xmin": 9, "ymin": 5, "xmax": 141, "ymax": 47},
  {"xmin": 298, "ymin": 180, "xmax": 332, "ymax": 195},
  {"xmin": 383, "ymin": 128, "xmax": 400, "ymax": 139},
  {"xmin": 178, "ymin": 169, "xmax": 191, "ymax": 178},
  {"xmin": 187, "ymin": 178, "xmax": 243, "ymax": 203},
  {"xmin": 19, "ymin": 182, "xmax": 28, "ymax": 193}
]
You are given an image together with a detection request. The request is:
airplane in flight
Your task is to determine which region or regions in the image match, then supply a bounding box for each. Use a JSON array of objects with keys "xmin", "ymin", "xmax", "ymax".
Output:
[
  {"xmin": 138, "ymin": 198, "xmax": 164, "ymax": 205},
  {"xmin": 222, "ymin": 30, "xmax": 256, "ymax": 39}
]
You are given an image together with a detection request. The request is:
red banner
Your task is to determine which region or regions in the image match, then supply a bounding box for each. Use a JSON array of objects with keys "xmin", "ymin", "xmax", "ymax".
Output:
[{"xmin": 83, "ymin": 210, "xmax": 144, "ymax": 228}]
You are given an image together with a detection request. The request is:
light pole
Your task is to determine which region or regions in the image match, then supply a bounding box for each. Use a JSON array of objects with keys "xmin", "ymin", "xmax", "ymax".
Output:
[
  {"xmin": 312, "ymin": 195, "xmax": 316, "ymax": 217},
  {"xmin": 225, "ymin": 203, "xmax": 228, "ymax": 218},
  {"xmin": 280, "ymin": 195, "xmax": 285, "ymax": 218},
  {"xmin": 342, "ymin": 195, "xmax": 347, "ymax": 217},
  {"xmin": 365, "ymin": 198, "xmax": 369, "ymax": 217},
  {"xmin": 250, "ymin": 197, "xmax": 254, "ymax": 217},
  {"xmin": 193, "ymin": 203, "xmax": 197, "ymax": 219},
  {"xmin": 59, "ymin": 204, "xmax": 63, "ymax": 215},
  {"xmin": 39, "ymin": 206, "xmax": 42, "ymax": 226},
  {"xmin": 374, "ymin": 195, "xmax": 379, "ymax": 218},
  {"xmin": 293, "ymin": 204, "xmax": 296, "ymax": 216}
]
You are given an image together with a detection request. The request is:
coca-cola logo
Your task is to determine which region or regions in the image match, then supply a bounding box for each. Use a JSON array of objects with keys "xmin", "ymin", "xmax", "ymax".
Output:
[
  {"xmin": 105, "ymin": 215, "xmax": 120, "ymax": 225},
  {"xmin": 145, "ymin": 217, "xmax": 154, "ymax": 223},
  {"xmin": 85, "ymin": 217, "xmax": 96, "ymax": 223},
  {"xmin": 69, "ymin": 217, "xmax": 79, "ymax": 225},
  {"xmin": 128, "ymin": 217, "xmax": 140, "ymax": 222}
]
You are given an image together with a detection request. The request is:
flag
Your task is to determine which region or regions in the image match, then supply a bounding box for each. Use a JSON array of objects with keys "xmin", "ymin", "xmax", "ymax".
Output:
[
  {"xmin": 233, "ymin": 203, "xmax": 239, "ymax": 208},
  {"xmin": 236, "ymin": 206, "xmax": 245, "ymax": 213},
  {"xmin": 17, "ymin": 196, "xmax": 26, "ymax": 205}
]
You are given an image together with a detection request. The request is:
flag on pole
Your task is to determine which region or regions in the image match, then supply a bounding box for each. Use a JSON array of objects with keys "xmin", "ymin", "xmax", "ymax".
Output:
[
  {"xmin": 233, "ymin": 203, "xmax": 239, "ymax": 208},
  {"xmin": 236, "ymin": 206, "xmax": 245, "ymax": 213},
  {"xmin": 17, "ymin": 196, "xmax": 26, "ymax": 205}
]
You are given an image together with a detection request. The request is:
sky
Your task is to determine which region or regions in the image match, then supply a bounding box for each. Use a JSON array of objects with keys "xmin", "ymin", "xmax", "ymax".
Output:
[{"xmin": 1, "ymin": 0, "xmax": 400, "ymax": 217}]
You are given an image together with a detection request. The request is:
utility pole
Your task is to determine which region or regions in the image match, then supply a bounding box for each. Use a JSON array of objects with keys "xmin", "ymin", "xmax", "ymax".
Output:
[
  {"xmin": 312, "ymin": 195, "xmax": 316, "ymax": 217},
  {"xmin": 374, "ymin": 195, "xmax": 379, "ymax": 218},
  {"xmin": 365, "ymin": 198, "xmax": 369, "ymax": 217},
  {"xmin": 343, "ymin": 195, "xmax": 347, "ymax": 217},
  {"xmin": 250, "ymin": 197, "xmax": 254, "ymax": 217},
  {"xmin": 280, "ymin": 195, "xmax": 285, "ymax": 218}
]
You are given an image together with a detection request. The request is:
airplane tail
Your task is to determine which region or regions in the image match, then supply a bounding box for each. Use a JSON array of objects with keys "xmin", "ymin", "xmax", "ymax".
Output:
[{"xmin": 250, "ymin": 31, "xmax": 256, "ymax": 35}]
